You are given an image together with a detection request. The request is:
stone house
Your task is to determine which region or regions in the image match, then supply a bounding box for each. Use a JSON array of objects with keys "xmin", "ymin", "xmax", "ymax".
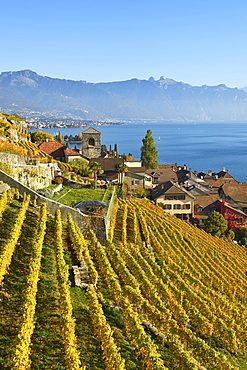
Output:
[{"xmin": 124, "ymin": 171, "xmax": 146, "ymax": 191}]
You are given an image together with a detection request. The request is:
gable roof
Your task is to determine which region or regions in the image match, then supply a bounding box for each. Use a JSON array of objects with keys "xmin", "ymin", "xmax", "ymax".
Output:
[
  {"xmin": 39, "ymin": 141, "xmax": 80, "ymax": 158},
  {"xmin": 221, "ymin": 183, "xmax": 247, "ymax": 206},
  {"xmin": 64, "ymin": 147, "xmax": 81, "ymax": 156},
  {"xmin": 146, "ymin": 168, "xmax": 178, "ymax": 183},
  {"xmin": 81, "ymin": 127, "xmax": 101, "ymax": 134},
  {"xmin": 39, "ymin": 140, "xmax": 64, "ymax": 155},
  {"xmin": 151, "ymin": 181, "xmax": 195, "ymax": 200},
  {"xmin": 89, "ymin": 157, "xmax": 124, "ymax": 171}
]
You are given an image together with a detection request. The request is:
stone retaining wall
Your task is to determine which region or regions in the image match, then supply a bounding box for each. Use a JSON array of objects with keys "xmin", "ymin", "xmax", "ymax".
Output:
[{"xmin": 0, "ymin": 170, "xmax": 106, "ymax": 243}]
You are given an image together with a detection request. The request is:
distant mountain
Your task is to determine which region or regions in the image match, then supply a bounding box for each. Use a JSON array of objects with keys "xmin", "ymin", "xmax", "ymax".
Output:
[
  {"xmin": 241, "ymin": 86, "xmax": 247, "ymax": 93},
  {"xmin": 1, "ymin": 69, "xmax": 247, "ymax": 122}
]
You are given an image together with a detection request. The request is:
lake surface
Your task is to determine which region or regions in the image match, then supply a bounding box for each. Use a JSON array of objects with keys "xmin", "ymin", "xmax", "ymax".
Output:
[{"xmin": 33, "ymin": 122, "xmax": 247, "ymax": 182}]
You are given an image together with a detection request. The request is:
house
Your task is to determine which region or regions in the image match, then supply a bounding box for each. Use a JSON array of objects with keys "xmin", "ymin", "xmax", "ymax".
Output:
[
  {"xmin": 146, "ymin": 167, "xmax": 178, "ymax": 188},
  {"xmin": 218, "ymin": 200, "xmax": 246, "ymax": 230},
  {"xmin": 218, "ymin": 182, "xmax": 247, "ymax": 214},
  {"xmin": 151, "ymin": 181, "xmax": 195, "ymax": 220},
  {"xmin": 39, "ymin": 141, "xmax": 82, "ymax": 163},
  {"xmin": 193, "ymin": 194, "xmax": 247, "ymax": 229},
  {"xmin": 89, "ymin": 157, "xmax": 124, "ymax": 182},
  {"xmin": 124, "ymin": 171, "xmax": 145, "ymax": 191},
  {"xmin": 193, "ymin": 194, "xmax": 221, "ymax": 223}
]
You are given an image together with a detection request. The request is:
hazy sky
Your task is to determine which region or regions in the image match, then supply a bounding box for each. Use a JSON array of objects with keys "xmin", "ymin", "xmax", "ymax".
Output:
[{"xmin": 2, "ymin": 0, "xmax": 247, "ymax": 87}]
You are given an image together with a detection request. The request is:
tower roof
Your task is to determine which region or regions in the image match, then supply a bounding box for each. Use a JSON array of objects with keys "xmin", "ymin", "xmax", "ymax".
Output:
[{"xmin": 81, "ymin": 127, "xmax": 101, "ymax": 134}]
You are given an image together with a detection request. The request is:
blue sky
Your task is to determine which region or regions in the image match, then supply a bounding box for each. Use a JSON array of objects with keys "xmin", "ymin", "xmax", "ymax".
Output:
[{"xmin": 2, "ymin": 0, "xmax": 247, "ymax": 87}]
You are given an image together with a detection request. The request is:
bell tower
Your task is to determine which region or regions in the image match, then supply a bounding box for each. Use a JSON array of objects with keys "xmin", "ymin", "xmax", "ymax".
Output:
[{"xmin": 80, "ymin": 127, "xmax": 101, "ymax": 159}]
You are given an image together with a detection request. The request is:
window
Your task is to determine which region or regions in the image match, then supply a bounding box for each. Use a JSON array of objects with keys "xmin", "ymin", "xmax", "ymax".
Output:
[
  {"xmin": 164, "ymin": 204, "xmax": 172, "ymax": 210},
  {"xmin": 182, "ymin": 204, "xmax": 190, "ymax": 210},
  {"xmin": 173, "ymin": 204, "xmax": 181, "ymax": 210},
  {"xmin": 88, "ymin": 138, "xmax": 95, "ymax": 146},
  {"xmin": 165, "ymin": 195, "xmax": 185, "ymax": 200},
  {"xmin": 145, "ymin": 177, "xmax": 152, "ymax": 181},
  {"xmin": 132, "ymin": 180, "xmax": 140, "ymax": 185}
]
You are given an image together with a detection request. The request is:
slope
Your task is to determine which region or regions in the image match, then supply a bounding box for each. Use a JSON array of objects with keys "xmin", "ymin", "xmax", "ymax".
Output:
[{"xmin": 0, "ymin": 191, "xmax": 247, "ymax": 369}]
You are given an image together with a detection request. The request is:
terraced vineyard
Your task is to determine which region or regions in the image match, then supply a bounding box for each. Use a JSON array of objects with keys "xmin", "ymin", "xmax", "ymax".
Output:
[{"xmin": 0, "ymin": 191, "xmax": 247, "ymax": 369}]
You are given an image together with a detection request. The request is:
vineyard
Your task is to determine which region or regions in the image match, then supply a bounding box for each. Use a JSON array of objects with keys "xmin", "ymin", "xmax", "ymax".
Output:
[{"xmin": 0, "ymin": 190, "xmax": 247, "ymax": 369}]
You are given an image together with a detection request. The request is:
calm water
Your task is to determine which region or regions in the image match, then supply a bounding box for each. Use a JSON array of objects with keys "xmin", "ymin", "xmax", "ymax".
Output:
[{"xmin": 33, "ymin": 122, "xmax": 247, "ymax": 182}]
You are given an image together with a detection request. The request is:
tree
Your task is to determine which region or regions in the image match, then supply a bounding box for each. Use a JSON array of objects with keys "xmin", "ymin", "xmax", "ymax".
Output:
[
  {"xmin": 115, "ymin": 163, "xmax": 128, "ymax": 184},
  {"xmin": 140, "ymin": 129, "xmax": 158, "ymax": 169},
  {"xmin": 71, "ymin": 158, "xmax": 91, "ymax": 177},
  {"xmin": 89, "ymin": 162, "xmax": 103, "ymax": 189},
  {"xmin": 30, "ymin": 131, "xmax": 54, "ymax": 145},
  {"xmin": 204, "ymin": 211, "xmax": 227, "ymax": 236}
]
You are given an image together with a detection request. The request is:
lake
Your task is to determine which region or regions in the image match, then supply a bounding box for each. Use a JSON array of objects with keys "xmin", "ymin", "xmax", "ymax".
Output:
[{"xmin": 33, "ymin": 122, "xmax": 247, "ymax": 182}]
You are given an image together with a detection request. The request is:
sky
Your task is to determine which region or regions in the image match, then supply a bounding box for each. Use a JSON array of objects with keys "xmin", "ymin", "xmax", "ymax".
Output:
[{"xmin": 2, "ymin": 0, "xmax": 247, "ymax": 87}]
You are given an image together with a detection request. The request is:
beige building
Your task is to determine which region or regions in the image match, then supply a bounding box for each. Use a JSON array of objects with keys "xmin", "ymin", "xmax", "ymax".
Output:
[{"xmin": 151, "ymin": 181, "xmax": 195, "ymax": 220}]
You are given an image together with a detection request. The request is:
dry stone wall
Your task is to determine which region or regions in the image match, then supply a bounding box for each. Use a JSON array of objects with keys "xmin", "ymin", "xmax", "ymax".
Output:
[
  {"xmin": 0, "ymin": 169, "xmax": 107, "ymax": 243},
  {"xmin": 0, "ymin": 153, "xmax": 56, "ymax": 189}
]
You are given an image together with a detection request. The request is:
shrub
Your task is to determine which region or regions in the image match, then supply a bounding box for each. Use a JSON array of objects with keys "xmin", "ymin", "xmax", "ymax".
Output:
[
  {"xmin": 37, "ymin": 188, "xmax": 54, "ymax": 199},
  {"xmin": 134, "ymin": 187, "xmax": 147, "ymax": 198},
  {"xmin": 54, "ymin": 176, "xmax": 63, "ymax": 185}
]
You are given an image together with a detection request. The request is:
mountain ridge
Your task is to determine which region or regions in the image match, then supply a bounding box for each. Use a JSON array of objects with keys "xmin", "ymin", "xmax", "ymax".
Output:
[{"xmin": 1, "ymin": 69, "xmax": 247, "ymax": 122}]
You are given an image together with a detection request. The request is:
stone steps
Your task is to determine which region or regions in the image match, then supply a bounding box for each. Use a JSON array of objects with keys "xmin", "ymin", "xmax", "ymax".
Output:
[{"xmin": 73, "ymin": 260, "xmax": 90, "ymax": 289}]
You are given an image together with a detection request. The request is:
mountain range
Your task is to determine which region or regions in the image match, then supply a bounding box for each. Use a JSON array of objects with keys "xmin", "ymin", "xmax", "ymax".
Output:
[{"xmin": 1, "ymin": 69, "xmax": 247, "ymax": 122}]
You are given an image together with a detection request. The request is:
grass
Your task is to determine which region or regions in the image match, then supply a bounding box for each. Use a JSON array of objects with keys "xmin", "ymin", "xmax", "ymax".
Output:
[{"xmin": 52, "ymin": 187, "xmax": 108, "ymax": 207}]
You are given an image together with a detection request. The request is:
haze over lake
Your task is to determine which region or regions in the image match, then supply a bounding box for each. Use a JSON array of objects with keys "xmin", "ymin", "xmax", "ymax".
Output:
[{"xmin": 34, "ymin": 122, "xmax": 247, "ymax": 183}]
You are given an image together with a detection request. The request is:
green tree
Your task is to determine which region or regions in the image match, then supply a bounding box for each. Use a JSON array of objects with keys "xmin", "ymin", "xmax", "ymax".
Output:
[
  {"xmin": 31, "ymin": 131, "xmax": 54, "ymax": 145},
  {"xmin": 204, "ymin": 211, "xmax": 227, "ymax": 236},
  {"xmin": 89, "ymin": 162, "xmax": 103, "ymax": 189},
  {"xmin": 140, "ymin": 129, "xmax": 158, "ymax": 169},
  {"xmin": 71, "ymin": 158, "xmax": 91, "ymax": 177},
  {"xmin": 115, "ymin": 163, "xmax": 128, "ymax": 184}
]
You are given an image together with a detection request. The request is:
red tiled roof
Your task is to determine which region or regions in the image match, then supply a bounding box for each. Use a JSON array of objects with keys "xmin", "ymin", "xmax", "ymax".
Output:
[
  {"xmin": 39, "ymin": 141, "xmax": 64, "ymax": 155},
  {"xmin": 64, "ymin": 147, "xmax": 80, "ymax": 156},
  {"xmin": 39, "ymin": 141, "xmax": 80, "ymax": 159}
]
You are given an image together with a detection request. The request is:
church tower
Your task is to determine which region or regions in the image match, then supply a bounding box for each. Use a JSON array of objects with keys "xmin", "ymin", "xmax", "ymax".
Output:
[{"xmin": 80, "ymin": 127, "xmax": 101, "ymax": 159}]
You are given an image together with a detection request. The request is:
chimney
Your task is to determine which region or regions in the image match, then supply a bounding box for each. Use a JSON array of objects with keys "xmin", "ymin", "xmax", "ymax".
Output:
[
  {"xmin": 222, "ymin": 167, "xmax": 226, "ymax": 172},
  {"xmin": 208, "ymin": 170, "xmax": 213, "ymax": 176}
]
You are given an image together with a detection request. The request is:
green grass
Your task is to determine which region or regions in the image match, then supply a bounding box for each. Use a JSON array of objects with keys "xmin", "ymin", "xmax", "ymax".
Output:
[{"xmin": 52, "ymin": 187, "xmax": 108, "ymax": 207}]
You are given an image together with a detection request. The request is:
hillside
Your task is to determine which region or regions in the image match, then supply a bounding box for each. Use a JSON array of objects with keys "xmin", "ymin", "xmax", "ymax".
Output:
[
  {"xmin": 1, "ymin": 70, "xmax": 247, "ymax": 122},
  {"xmin": 0, "ymin": 191, "xmax": 247, "ymax": 369}
]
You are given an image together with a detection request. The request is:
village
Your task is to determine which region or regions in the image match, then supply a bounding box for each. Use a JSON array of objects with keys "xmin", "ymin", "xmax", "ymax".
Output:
[
  {"xmin": 0, "ymin": 113, "xmax": 246, "ymax": 242},
  {"xmin": 34, "ymin": 126, "xmax": 247, "ymax": 238}
]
